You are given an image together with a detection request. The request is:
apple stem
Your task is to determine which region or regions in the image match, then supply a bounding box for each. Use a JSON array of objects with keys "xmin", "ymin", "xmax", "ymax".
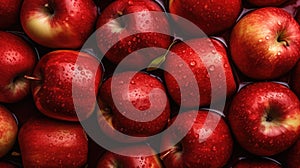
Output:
[
  {"xmin": 147, "ymin": 39, "xmax": 179, "ymax": 71},
  {"xmin": 160, "ymin": 146, "xmax": 179, "ymax": 160},
  {"xmin": 24, "ymin": 75, "xmax": 41, "ymax": 81}
]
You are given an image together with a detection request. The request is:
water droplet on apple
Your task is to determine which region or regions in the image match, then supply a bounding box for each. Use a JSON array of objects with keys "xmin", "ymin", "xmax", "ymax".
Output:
[
  {"xmin": 277, "ymin": 51, "xmax": 281, "ymax": 56},
  {"xmin": 259, "ymin": 39, "xmax": 263, "ymax": 42},
  {"xmin": 190, "ymin": 61, "xmax": 196, "ymax": 66},
  {"xmin": 265, "ymin": 36, "xmax": 270, "ymax": 40},
  {"xmin": 208, "ymin": 65, "xmax": 215, "ymax": 71},
  {"xmin": 211, "ymin": 50, "xmax": 217, "ymax": 54},
  {"xmin": 277, "ymin": 21, "xmax": 282, "ymax": 26}
]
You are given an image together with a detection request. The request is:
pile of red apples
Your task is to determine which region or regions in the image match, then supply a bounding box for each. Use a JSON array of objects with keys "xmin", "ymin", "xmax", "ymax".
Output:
[{"xmin": 0, "ymin": 0, "xmax": 300, "ymax": 167}]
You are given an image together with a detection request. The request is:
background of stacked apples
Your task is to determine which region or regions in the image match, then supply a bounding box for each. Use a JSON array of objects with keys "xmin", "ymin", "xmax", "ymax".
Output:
[{"xmin": 0, "ymin": 0, "xmax": 300, "ymax": 167}]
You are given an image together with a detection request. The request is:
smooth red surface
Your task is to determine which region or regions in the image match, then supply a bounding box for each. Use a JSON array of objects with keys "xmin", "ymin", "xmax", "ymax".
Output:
[
  {"xmin": 20, "ymin": 0, "xmax": 97, "ymax": 49},
  {"xmin": 0, "ymin": 105, "xmax": 18, "ymax": 157},
  {"xmin": 230, "ymin": 7, "xmax": 300, "ymax": 80},
  {"xmin": 18, "ymin": 116, "xmax": 88, "ymax": 168},
  {"xmin": 168, "ymin": 0, "xmax": 242, "ymax": 36},
  {"xmin": 286, "ymin": 138, "xmax": 300, "ymax": 168},
  {"xmin": 233, "ymin": 158, "xmax": 281, "ymax": 168},
  {"xmin": 0, "ymin": 0, "xmax": 22, "ymax": 29}
]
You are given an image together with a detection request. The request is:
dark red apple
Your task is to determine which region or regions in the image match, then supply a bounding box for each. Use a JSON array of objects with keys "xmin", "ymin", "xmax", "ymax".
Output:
[
  {"xmin": 285, "ymin": 138, "xmax": 300, "ymax": 168},
  {"xmin": 161, "ymin": 110, "xmax": 233, "ymax": 168},
  {"xmin": 164, "ymin": 38, "xmax": 236, "ymax": 108},
  {"xmin": 228, "ymin": 82, "xmax": 300, "ymax": 156},
  {"xmin": 168, "ymin": 0, "xmax": 242, "ymax": 36},
  {"xmin": 96, "ymin": 0, "xmax": 171, "ymax": 69},
  {"xmin": 29, "ymin": 50, "xmax": 102, "ymax": 121},
  {"xmin": 18, "ymin": 116, "xmax": 88, "ymax": 168},
  {"xmin": 97, "ymin": 146, "xmax": 163, "ymax": 168},
  {"xmin": 98, "ymin": 71, "xmax": 170, "ymax": 138},
  {"xmin": 230, "ymin": 7, "xmax": 300, "ymax": 80},
  {"xmin": 0, "ymin": 31, "xmax": 37, "ymax": 103},
  {"xmin": 20, "ymin": 0, "xmax": 97, "ymax": 49},
  {"xmin": 0, "ymin": 0, "xmax": 22, "ymax": 29},
  {"xmin": 247, "ymin": 0, "xmax": 287, "ymax": 7},
  {"xmin": 0, "ymin": 105, "xmax": 18, "ymax": 158},
  {"xmin": 233, "ymin": 158, "xmax": 282, "ymax": 168},
  {"xmin": 0, "ymin": 162, "xmax": 16, "ymax": 168},
  {"xmin": 290, "ymin": 61, "xmax": 300, "ymax": 98}
]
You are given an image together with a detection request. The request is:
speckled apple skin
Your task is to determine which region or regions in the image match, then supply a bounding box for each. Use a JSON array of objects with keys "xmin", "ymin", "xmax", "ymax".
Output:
[
  {"xmin": 164, "ymin": 38, "xmax": 236, "ymax": 108},
  {"xmin": 18, "ymin": 116, "xmax": 88, "ymax": 168},
  {"xmin": 0, "ymin": 32, "xmax": 36, "ymax": 103},
  {"xmin": 161, "ymin": 110, "xmax": 233, "ymax": 168},
  {"xmin": 228, "ymin": 82, "xmax": 300, "ymax": 156},
  {"xmin": 31, "ymin": 50, "xmax": 102, "ymax": 121}
]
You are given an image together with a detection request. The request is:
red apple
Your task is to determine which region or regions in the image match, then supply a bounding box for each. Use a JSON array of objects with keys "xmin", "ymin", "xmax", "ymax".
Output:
[
  {"xmin": 230, "ymin": 7, "xmax": 300, "ymax": 80},
  {"xmin": 161, "ymin": 110, "xmax": 233, "ymax": 168},
  {"xmin": 0, "ymin": 105, "xmax": 18, "ymax": 158},
  {"xmin": 168, "ymin": 0, "xmax": 242, "ymax": 36},
  {"xmin": 285, "ymin": 138, "xmax": 300, "ymax": 168},
  {"xmin": 0, "ymin": 0, "xmax": 22, "ymax": 29},
  {"xmin": 20, "ymin": 0, "xmax": 97, "ymax": 49},
  {"xmin": 0, "ymin": 31, "xmax": 37, "ymax": 103},
  {"xmin": 228, "ymin": 82, "xmax": 300, "ymax": 156},
  {"xmin": 164, "ymin": 38, "xmax": 236, "ymax": 108},
  {"xmin": 96, "ymin": 0, "xmax": 172, "ymax": 69},
  {"xmin": 96, "ymin": 146, "xmax": 163, "ymax": 168},
  {"xmin": 247, "ymin": 0, "xmax": 287, "ymax": 7},
  {"xmin": 29, "ymin": 50, "xmax": 102, "ymax": 121},
  {"xmin": 0, "ymin": 162, "xmax": 16, "ymax": 168},
  {"xmin": 233, "ymin": 158, "xmax": 282, "ymax": 168},
  {"xmin": 98, "ymin": 71, "xmax": 170, "ymax": 138},
  {"xmin": 18, "ymin": 116, "xmax": 88, "ymax": 168}
]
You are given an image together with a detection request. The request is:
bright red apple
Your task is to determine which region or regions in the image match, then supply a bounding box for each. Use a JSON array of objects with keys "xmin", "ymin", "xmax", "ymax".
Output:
[
  {"xmin": 0, "ymin": 31, "xmax": 37, "ymax": 103},
  {"xmin": 96, "ymin": 0, "xmax": 172, "ymax": 69},
  {"xmin": 247, "ymin": 0, "xmax": 287, "ymax": 7},
  {"xmin": 285, "ymin": 138, "xmax": 300, "ymax": 168},
  {"xmin": 230, "ymin": 7, "xmax": 300, "ymax": 80},
  {"xmin": 228, "ymin": 82, "xmax": 300, "ymax": 156},
  {"xmin": 20, "ymin": 0, "xmax": 97, "ymax": 49},
  {"xmin": 98, "ymin": 71, "xmax": 170, "ymax": 138},
  {"xmin": 161, "ymin": 110, "xmax": 233, "ymax": 168},
  {"xmin": 96, "ymin": 146, "xmax": 163, "ymax": 168},
  {"xmin": 0, "ymin": 0, "xmax": 22, "ymax": 29},
  {"xmin": 233, "ymin": 158, "xmax": 282, "ymax": 168},
  {"xmin": 168, "ymin": 0, "xmax": 242, "ymax": 36},
  {"xmin": 28, "ymin": 50, "xmax": 103, "ymax": 121},
  {"xmin": 0, "ymin": 105, "xmax": 18, "ymax": 158},
  {"xmin": 164, "ymin": 38, "xmax": 236, "ymax": 108},
  {"xmin": 18, "ymin": 116, "xmax": 88, "ymax": 168}
]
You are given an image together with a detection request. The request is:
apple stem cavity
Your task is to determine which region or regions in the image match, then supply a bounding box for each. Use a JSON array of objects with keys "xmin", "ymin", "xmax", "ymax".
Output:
[
  {"xmin": 24, "ymin": 75, "xmax": 42, "ymax": 81},
  {"xmin": 44, "ymin": 3, "xmax": 55, "ymax": 15},
  {"xmin": 147, "ymin": 39, "xmax": 178, "ymax": 71},
  {"xmin": 277, "ymin": 33, "xmax": 289, "ymax": 47}
]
